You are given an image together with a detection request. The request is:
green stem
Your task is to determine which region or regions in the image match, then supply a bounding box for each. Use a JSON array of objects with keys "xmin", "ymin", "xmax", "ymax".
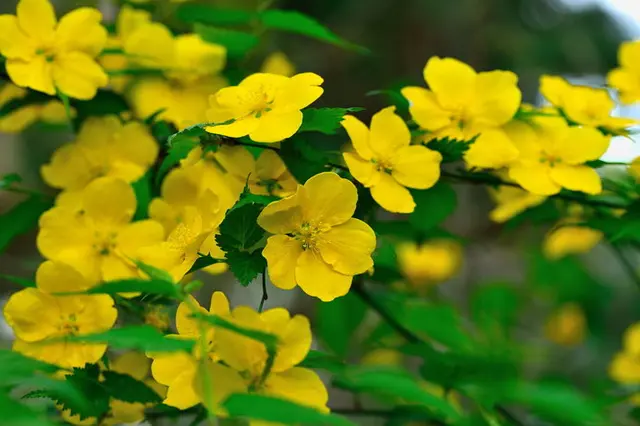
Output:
[{"xmin": 258, "ymin": 269, "xmax": 268, "ymax": 313}]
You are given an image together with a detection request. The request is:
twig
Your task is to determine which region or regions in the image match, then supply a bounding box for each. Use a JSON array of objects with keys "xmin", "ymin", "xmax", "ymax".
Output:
[
  {"xmin": 234, "ymin": 140, "xmax": 279, "ymax": 152},
  {"xmin": 259, "ymin": 269, "xmax": 268, "ymax": 313}
]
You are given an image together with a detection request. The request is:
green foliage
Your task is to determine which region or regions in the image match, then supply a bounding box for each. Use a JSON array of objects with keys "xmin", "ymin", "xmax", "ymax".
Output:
[
  {"xmin": 0, "ymin": 273, "xmax": 35, "ymax": 288},
  {"xmin": 410, "ymin": 182, "xmax": 457, "ymax": 233},
  {"xmin": 196, "ymin": 24, "xmax": 260, "ymax": 58},
  {"xmin": 101, "ymin": 371, "xmax": 163, "ymax": 404},
  {"xmin": 199, "ymin": 314, "xmax": 278, "ymax": 352},
  {"xmin": 299, "ymin": 350, "xmax": 347, "ymax": 374},
  {"xmin": 176, "ymin": 4, "xmax": 253, "ymax": 26},
  {"xmin": 425, "ymin": 138, "xmax": 472, "ymax": 163},
  {"xmin": 67, "ymin": 325, "xmax": 195, "ymax": 352},
  {"xmin": 0, "ymin": 194, "xmax": 52, "ymax": 254},
  {"xmin": 471, "ymin": 283, "xmax": 521, "ymax": 340},
  {"xmin": 299, "ymin": 107, "xmax": 364, "ymax": 135},
  {"xmin": 55, "ymin": 364, "xmax": 110, "ymax": 420},
  {"xmin": 224, "ymin": 394, "xmax": 355, "ymax": 426},
  {"xmin": 0, "ymin": 173, "xmax": 22, "ymax": 189},
  {"xmin": 1, "ymin": 393, "xmax": 57, "ymax": 426},
  {"xmin": 131, "ymin": 171, "xmax": 153, "ymax": 220},
  {"xmin": 279, "ymin": 136, "xmax": 331, "ymax": 182},
  {"xmin": 0, "ymin": 350, "xmax": 59, "ymax": 384},
  {"xmin": 225, "ymin": 250, "xmax": 266, "ymax": 286},
  {"xmin": 316, "ymin": 292, "xmax": 367, "ymax": 358},
  {"xmin": 135, "ymin": 259, "xmax": 175, "ymax": 283},
  {"xmin": 77, "ymin": 278, "xmax": 179, "ymax": 297},
  {"xmin": 71, "ymin": 90, "xmax": 128, "ymax": 126}
]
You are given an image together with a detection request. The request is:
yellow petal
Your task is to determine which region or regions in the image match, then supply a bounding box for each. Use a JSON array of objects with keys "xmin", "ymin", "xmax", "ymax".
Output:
[
  {"xmin": 391, "ymin": 145, "xmax": 441, "ymax": 189},
  {"xmin": 263, "ymin": 235, "xmax": 303, "ymax": 290},
  {"xmin": 83, "ymin": 177, "xmax": 136, "ymax": 225},
  {"xmin": 110, "ymin": 351, "xmax": 150, "ymax": 381},
  {"xmin": 489, "ymin": 187, "xmax": 546, "ymax": 223},
  {"xmin": 210, "ymin": 291, "xmax": 230, "ymax": 315},
  {"xmin": 551, "ymin": 127, "xmax": 610, "ymax": 165},
  {"xmin": 3, "ymin": 288, "xmax": 59, "ymax": 341},
  {"xmin": 274, "ymin": 72, "xmax": 324, "ymax": 112},
  {"xmin": 474, "ymin": 70, "xmax": 521, "ymax": 126},
  {"xmin": 14, "ymin": 339, "xmax": 108, "ymax": 369},
  {"xmin": 55, "ymin": 7, "xmax": 107, "ymax": 57},
  {"xmin": 73, "ymin": 294, "xmax": 118, "ymax": 334},
  {"xmin": 124, "ymin": 22, "xmax": 174, "ymax": 69},
  {"xmin": 257, "ymin": 187, "xmax": 305, "ymax": 234},
  {"xmin": 463, "ymin": 129, "xmax": 519, "ymax": 169},
  {"xmin": 424, "ymin": 57, "xmax": 476, "ymax": 110},
  {"xmin": 150, "ymin": 351, "xmax": 197, "ymax": 386},
  {"xmin": 173, "ymin": 34, "xmax": 226, "ymax": 78},
  {"xmin": 195, "ymin": 362, "xmax": 247, "ymax": 416},
  {"xmin": 6, "ymin": 57, "xmax": 55, "ymax": 95},
  {"xmin": 255, "ymin": 150, "xmax": 286, "ymax": 181},
  {"xmin": 207, "ymin": 115, "xmax": 260, "ymax": 138},
  {"xmin": 370, "ymin": 173, "xmax": 415, "ymax": 213},
  {"xmin": 624, "ymin": 323, "xmax": 640, "ymax": 355},
  {"xmin": 263, "ymin": 368, "xmax": 328, "ymax": 411},
  {"xmin": 609, "ymin": 352, "xmax": 640, "ymax": 384},
  {"xmin": 116, "ymin": 5, "xmax": 151, "ymax": 41},
  {"xmin": 343, "ymin": 152, "xmax": 380, "ymax": 187},
  {"xmin": 116, "ymin": 220, "xmax": 165, "ymax": 256},
  {"xmin": 52, "ymin": 52, "xmax": 108, "ymax": 100},
  {"xmin": 509, "ymin": 164, "xmax": 560, "ymax": 195},
  {"xmin": 113, "ymin": 121, "xmax": 159, "ymax": 174},
  {"xmin": 261, "ymin": 51, "xmax": 295, "ymax": 77},
  {"xmin": 163, "ymin": 369, "xmax": 200, "ymax": 409},
  {"xmin": 36, "ymin": 260, "xmax": 91, "ymax": 293},
  {"xmin": 250, "ymin": 110, "xmax": 303, "ymax": 143},
  {"xmin": 295, "ymin": 249, "xmax": 352, "ymax": 302},
  {"xmin": 543, "ymin": 225, "xmax": 602, "ymax": 260},
  {"xmin": 17, "ymin": 0, "xmax": 56, "ymax": 42},
  {"xmin": 549, "ymin": 164, "xmax": 602, "ymax": 195},
  {"xmin": 341, "ymin": 115, "xmax": 373, "ymax": 160},
  {"xmin": 369, "ymin": 106, "xmax": 411, "ymax": 158},
  {"xmin": 608, "ymin": 68, "xmax": 640, "ymax": 105},
  {"xmin": 175, "ymin": 296, "xmax": 206, "ymax": 337},
  {"xmin": 401, "ymin": 86, "xmax": 452, "ymax": 131},
  {"xmin": 539, "ymin": 75, "xmax": 570, "ymax": 107},
  {"xmin": 317, "ymin": 218, "xmax": 375, "ymax": 275},
  {"xmin": 261, "ymin": 309, "xmax": 312, "ymax": 372},
  {"xmin": 215, "ymin": 306, "xmax": 266, "ymax": 373},
  {"xmin": 0, "ymin": 15, "xmax": 35, "ymax": 59},
  {"xmin": 301, "ymin": 172, "xmax": 357, "ymax": 226}
]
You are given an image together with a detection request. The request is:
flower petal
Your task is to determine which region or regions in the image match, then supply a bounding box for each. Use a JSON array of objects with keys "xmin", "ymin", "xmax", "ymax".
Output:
[
  {"xmin": 301, "ymin": 172, "xmax": 357, "ymax": 227},
  {"xmin": 249, "ymin": 110, "xmax": 303, "ymax": 143},
  {"xmin": 36, "ymin": 260, "xmax": 90, "ymax": 293},
  {"xmin": 274, "ymin": 72, "xmax": 324, "ymax": 111},
  {"xmin": 195, "ymin": 362, "xmax": 247, "ymax": 416},
  {"xmin": 6, "ymin": 57, "xmax": 56, "ymax": 95},
  {"xmin": 257, "ymin": 187, "xmax": 305, "ymax": 234},
  {"xmin": 17, "ymin": 0, "xmax": 56, "ymax": 42},
  {"xmin": 83, "ymin": 177, "xmax": 136, "ymax": 225},
  {"xmin": 463, "ymin": 129, "xmax": 519, "ymax": 169},
  {"xmin": 474, "ymin": 70, "xmax": 521, "ymax": 126},
  {"xmin": 317, "ymin": 218, "xmax": 375, "ymax": 275},
  {"xmin": 0, "ymin": 15, "xmax": 35, "ymax": 59},
  {"xmin": 52, "ymin": 51, "xmax": 108, "ymax": 100},
  {"xmin": 295, "ymin": 249, "xmax": 352, "ymax": 302},
  {"xmin": 370, "ymin": 173, "xmax": 415, "ymax": 213},
  {"xmin": 116, "ymin": 220, "xmax": 165, "ymax": 256},
  {"xmin": 263, "ymin": 235, "xmax": 303, "ymax": 290},
  {"xmin": 209, "ymin": 291, "xmax": 230, "ymax": 315},
  {"xmin": 424, "ymin": 57, "xmax": 476, "ymax": 110},
  {"xmin": 551, "ymin": 127, "xmax": 611, "ymax": 165},
  {"xmin": 263, "ymin": 368, "xmax": 329, "ymax": 411},
  {"xmin": 401, "ymin": 86, "xmax": 452, "ymax": 131},
  {"xmin": 509, "ymin": 164, "xmax": 561, "ymax": 195},
  {"xmin": 341, "ymin": 115, "xmax": 373, "ymax": 160},
  {"xmin": 549, "ymin": 164, "xmax": 602, "ymax": 195},
  {"xmin": 207, "ymin": 115, "xmax": 260, "ymax": 138},
  {"xmin": 163, "ymin": 369, "xmax": 200, "ymax": 410},
  {"xmin": 391, "ymin": 145, "xmax": 442, "ymax": 189},
  {"xmin": 343, "ymin": 152, "xmax": 380, "ymax": 187},
  {"xmin": 55, "ymin": 7, "xmax": 106, "ymax": 57},
  {"xmin": 150, "ymin": 352, "xmax": 197, "ymax": 386},
  {"xmin": 261, "ymin": 309, "xmax": 311, "ymax": 372},
  {"xmin": 3, "ymin": 288, "xmax": 59, "ymax": 342},
  {"xmin": 369, "ymin": 107, "xmax": 411, "ymax": 158}
]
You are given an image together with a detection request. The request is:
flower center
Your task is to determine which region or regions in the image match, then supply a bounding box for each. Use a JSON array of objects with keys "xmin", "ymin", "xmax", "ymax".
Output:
[
  {"xmin": 255, "ymin": 178, "xmax": 283, "ymax": 194},
  {"xmin": 59, "ymin": 313, "xmax": 79, "ymax": 335},
  {"xmin": 371, "ymin": 158, "xmax": 393, "ymax": 174},
  {"xmin": 93, "ymin": 232, "xmax": 118, "ymax": 255},
  {"xmin": 35, "ymin": 47, "xmax": 56, "ymax": 63},
  {"xmin": 540, "ymin": 152, "xmax": 562, "ymax": 167},
  {"xmin": 244, "ymin": 90, "xmax": 273, "ymax": 118},
  {"xmin": 293, "ymin": 222, "xmax": 327, "ymax": 250}
]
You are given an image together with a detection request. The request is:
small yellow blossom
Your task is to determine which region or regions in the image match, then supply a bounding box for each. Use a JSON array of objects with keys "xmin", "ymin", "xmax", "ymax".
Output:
[
  {"xmin": 608, "ymin": 40, "xmax": 640, "ymax": 104},
  {"xmin": 540, "ymin": 75, "xmax": 636, "ymax": 131},
  {"xmin": 342, "ymin": 107, "xmax": 442, "ymax": 213},
  {"xmin": 3, "ymin": 261, "xmax": 117, "ymax": 368},
  {"xmin": 401, "ymin": 57, "xmax": 521, "ymax": 169},
  {"xmin": 41, "ymin": 116, "xmax": 158, "ymax": 192},
  {"xmin": 629, "ymin": 156, "xmax": 640, "ymax": 181},
  {"xmin": 206, "ymin": 72, "xmax": 324, "ymax": 143},
  {"xmin": 543, "ymin": 224, "xmax": 602, "ymax": 260},
  {"xmin": 261, "ymin": 51, "xmax": 296, "ymax": 77},
  {"xmin": 506, "ymin": 117, "xmax": 610, "ymax": 195},
  {"xmin": 0, "ymin": 83, "xmax": 68, "ymax": 133},
  {"xmin": 0, "ymin": 0, "xmax": 108, "ymax": 99},
  {"xmin": 609, "ymin": 323, "xmax": 640, "ymax": 385},
  {"xmin": 37, "ymin": 177, "xmax": 165, "ymax": 283},
  {"xmin": 149, "ymin": 291, "xmax": 230, "ymax": 409},
  {"xmin": 544, "ymin": 303, "xmax": 586, "ymax": 346},
  {"xmin": 488, "ymin": 185, "xmax": 547, "ymax": 223},
  {"xmin": 361, "ymin": 348, "xmax": 404, "ymax": 367},
  {"xmin": 396, "ymin": 240, "xmax": 462, "ymax": 287},
  {"xmin": 249, "ymin": 150, "xmax": 298, "ymax": 197},
  {"xmin": 258, "ymin": 172, "xmax": 376, "ymax": 301}
]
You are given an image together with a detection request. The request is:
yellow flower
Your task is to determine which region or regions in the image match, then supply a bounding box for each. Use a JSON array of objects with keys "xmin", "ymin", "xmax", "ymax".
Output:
[
  {"xmin": 0, "ymin": 0, "xmax": 108, "ymax": 99},
  {"xmin": 401, "ymin": 57, "xmax": 521, "ymax": 169},
  {"xmin": 543, "ymin": 224, "xmax": 602, "ymax": 260},
  {"xmin": 506, "ymin": 117, "xmax": 610, "ymax": 195},
  {"xmin": 3, "ymin": 261, "xmax": 117, "ymax": 368},
  {"xmin": 41, "ymin": 116, "xmax": 158, "ymax": 192},
  {"xmin": 0, "ymin": 83, "xmax": 68, "ymax": 133},
  {"xmin": 204, "ymin": 305, "xmax": 328, "ymax": 412},
  {"xmin": 396, "ymin": 240, "xmax": 462, "ymax": 287},
  {"xmin": 258, "ymin": 172, "xmax": 376, "ymax": 301},
  {"xmin": 610, "ymin": 322, "xmax": 640, "ymax": 384},
  {"xmin": 629, "ymin": 156, "xmax": 640, "ymax": 181},
  {"xmin": 488, "ymin": 186, "xmax": 546, "ymax": 223},
  {"xmin": 37, "ymin": 177, "xmax": 165, "ymax": 283},
  {"xmin": 544, "ymin": 303, "xmax": 586, "ymax": 347},
  {"xmin": 361, "ymin": 348, "xmax": 404, "ymax": 367},
  {"xmin": 206, "ymin": 72, "xmax": 324, "ymax": 143},
  {"xmin": 249, "ymin": 150, "xmax": 298, "ymax": 197},
  {"xmin": 540, "ymin": 75, "xmax": 636, "ymax": 131},
  {"xmin": 149, "ymin": 291, "xmax": 230, "ymax": 409},
  {"xmin": 342, "ymin": 107, "xmax": 442, "ymax": 213},
  {"xmin": 608, "ymin": 40, "xmax": 640, "ymax": 105},
  {"xmin": 261, "ymin": 51, "xmax": 296, "ymax": 77}
]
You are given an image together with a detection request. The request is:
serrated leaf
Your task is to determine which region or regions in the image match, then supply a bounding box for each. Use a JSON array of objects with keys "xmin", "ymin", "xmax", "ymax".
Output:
[
  {"xmin": 0, "ymin": 350, "xmax": 60, "ymax": 385},
  {"xmin": 66, "ymin": 325, "xmax": 194, "ymax": 352},
  {"xmin": 316, "ymin": 292, "xmax": 366, "ymax": 358},
  {"xmin": 217, "ymin": 203, "xmax": 265, "ymax": 252},
  {"xmin": 299, "ymin": 107, "xmax": 364, "ymax": 135},
  {"xmin": 0, "ymin": 194, "xmax": 52, "ymax": 253},
  {"xmin": 199, "ymin": 314, "xmax": 278, "ymax": 352},
  {"xmin": 188, "ymin": 254, "xmax": 225, "ymax": 274},
  {"xmin": 260, "ymin": 10, "xmax": 367, "ymax": 53},
  {"xmin": 224, "ymin": 394, "xmax": 355, "ymax": 426},
  {"xmin": 102, "ymin": 371, "xmax": 162, "ymax": 404},
  {"xmin": 409, "ymin": 182, "xmax": 457, "ymax": 232},
  {"xmin": 176, "ymin": 4, "xmax": 253, "ymax": 26},
  {"xmin": 0, "ymin": 273, "xmax": 35, "ymax": 288},
  {"xmin": 425, "ymin": 138, "xmax": 471, "ymax": 163},
  {"xmin": 58, "ymin": 364, "xmax": 110, "ymax": 420},
  {"xmin": 225, "ymin": 250, "xmax": 266, "ymax": 286},
  {"xmin": 195, "ymin": 24, "xmax": 259, "ymax": 58}
]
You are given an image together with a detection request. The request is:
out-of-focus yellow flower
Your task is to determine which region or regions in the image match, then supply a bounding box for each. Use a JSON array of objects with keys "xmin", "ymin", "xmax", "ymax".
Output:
[
  {"xmin": 37, "ymin": 177, "xmax": 165, "ymax": 283},
  {"xmin": 629, "ymin": 156, "xmax": 640, "ymax": 181},
  {"xmin": 396, "ymin": 240, "xmax": 462, "ymax": 287},
  {"xmin": 544, "ymin": 303, "xmax": 587, "ymax": 346},
  {"xmin": 149, "ymin": 291, "xmax": 230, "ymax": 409},
  {"xmin": 506, "ymin": 117, "xmax": 610, "ymax": 195},
  {"xmin": 249, "ymin": 150, "xmax": 298, "ymax": 197},
  {"xmin": 206, "ymin": 72, "xmax": 323, "ymax": 143},
  {"xmin": 144, "ymin": 305, "xmax": 172, "ymax": 331},
  {"xmin": 543, "ymin": 224, "xmax": 602, "ymax": 260},
  {"xmin": 361, "ymin": 348, "xmax": 404, "ymax": 367},
  {"xmin": 610, "ymin": 323, "xmax": 640, "ymax": 387},
  {"xmin": 401, "ymin": 57, "xmax": 521, "ymax": 169},
  {"xmin": 0, "ymin": 0, "xmax": 108, "ymax": 99},
  {"xmin": 258, "ymin": 172, "xmax": 376, "ymax": 301},
  {"xmin": 540, "ymin": 75, "xmax": 637, "ymax": 131},
  {"xmin": 608, "ymin": 41, "xmax": 640, "ymax": 105},
  {"xmin": 342, "ymin": 107, "xmax": 442, "ymax": 213},
  {"xmin": 0, "ymin": 83, "xmax": 69, "ymax": 133},
  {"xmin": 261, "ymin": 51, "xmax": 296, "ymax": 77},
  {"xmin": 41, "ymin": 116, "xmax": 158, "ymax": 192},
  {"xmin": 488, "ymin": 185, "xmax": 547, "ymax": 223},
  {"xmin": 3, "ymin": 261, "xmax": 117, "ymax": 368}
]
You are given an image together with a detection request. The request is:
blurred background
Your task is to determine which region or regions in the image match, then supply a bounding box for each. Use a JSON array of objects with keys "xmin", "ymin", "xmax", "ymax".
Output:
[{"xmin": 1, "ymin": 0, "xmax": 640, "ymax": 419}]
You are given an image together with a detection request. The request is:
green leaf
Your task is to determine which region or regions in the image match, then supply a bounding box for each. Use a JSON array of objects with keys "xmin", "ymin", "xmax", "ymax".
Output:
[
  {"xmin": 0, "ymin": 90, "xmax": 52, "ymax": 119},
  {"xmin": 134, "ymin": 260, "xmax": 174, "ymax": 283},
  {"xmin": 72, "ymin": 90, "xmax": 129, "ymax": 126},
  {"xmin": 0, "ymin": 194, "xmax": 52, "ymax": 253},
  {"xmin": 217, "ymin": 203, "xmax": 265, "ymax": 252},
  {"xmin": 187, "ymin": 254, "xmax": 225, "ymax": 274},
  {"xmin": 224, "ymin": 394, "xmax": 355, "ymax": 426},
  {"xmin": 299, "ymin": 107, "xmax": 364, "ymax": 135},
  {"xmin": 57, "ymin": 364, "xmax": 110, "ymax": 420},
  {"xmin": 471, "ymin": 283, "xmax": 520, "ymax": 340},
  {"xmin": 195, "ymin": 24, "xmax": 259, "ymax": 58},
  {"xmin": 299, "ymin": 350, "xmax": 347, "ymax": 374},
  {"xmin": 425, "ymin": 138, "xmax": 472, "ymax": 163},
  {"xmin": 0, "ymin": 350, "xmax": 59, "ymax": 385},
  {"xmin": 316, "ymin": 292, "xmax": 366, "ymax": 358},
  {"xmin": 260, "ymin": 10, "xmax": 367, "ymax": 53},
  {"xmin": 279, "ymin": 136, "xmax": 328, "ymax": 183},
  {"xmin": 199, "ymin": 314, "xmax": 277, "ymax": 352},
  {"xmin": 66, "ymin": 325, "xmax": 194, "ymax": 352},
  {"xmin": 131, "ymin": 171, "xmax": 152, "ymax": 220},
  {"xmin": 0, "ymin": 273, "xmax": 35, "ymax": 288},
  {"xmin": 176, "ymin": 4, "xmax": 253, "ymax": 25},
  {"xmin": 366, "ymin": 89, "xmax": 410, "ymax": 115},
  {"xmin": 334, "ymin": 366, "xmax": 460, "ymax": 421},
  {"xmin": 156, "ymin": 135, "xmax": 200, "ymax": 185},
  {"xmin": 0, "ymin": 173, "xmax": 22, "ymax": 189},
  {"xmin": 77, "ymin": 278, "xmax": 179, "ymax": 297},
  {"xmin": 0, "ymin": 393, "xmax": 57, "ymax": 426},
  {"xmin": 232, "ymin": 185, "xmax": 279, "ymax": 211},
  {"xmin": 101, "ymin": 371, "xmax": 162, "ymax": 404},
  {"xmin": 225, "ymin": 250, "xmax": 266, "ymax": 286},
  {"xmin": 410, "ymin": 182, "xmax": 457, "ymax": 232}
]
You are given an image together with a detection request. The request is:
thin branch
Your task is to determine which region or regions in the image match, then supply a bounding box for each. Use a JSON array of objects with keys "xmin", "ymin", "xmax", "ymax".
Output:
[
  {"xmin": 259, "ymin": 269, "xmax": 268, "ymax": 313},
  {"xmin": 234, "ymin": 140, "xmax": 280, "ymax": 152},
  {"xmin": 611, "ymin": 244, "xmax": 640, "ymax": 291}
]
